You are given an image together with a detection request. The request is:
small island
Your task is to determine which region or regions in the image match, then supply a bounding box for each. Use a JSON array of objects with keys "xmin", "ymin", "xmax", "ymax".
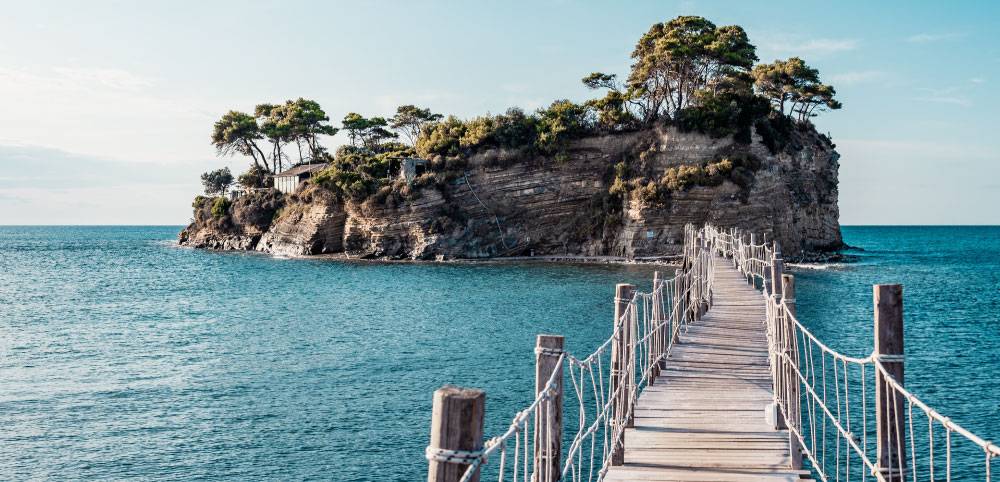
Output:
[{"xmin": 179, "ymin": 15, "xmax": 844, "ymax": 261}]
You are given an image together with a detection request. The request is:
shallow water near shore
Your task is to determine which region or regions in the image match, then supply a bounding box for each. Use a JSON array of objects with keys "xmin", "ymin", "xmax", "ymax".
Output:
[{"xmin": 0, "ymin": 225, "xmax": 997, "ymax": 480}]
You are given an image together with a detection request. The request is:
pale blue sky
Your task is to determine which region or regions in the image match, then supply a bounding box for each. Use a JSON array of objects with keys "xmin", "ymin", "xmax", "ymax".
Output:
[{"xmin": 1, "ymin": 0, "xmax": 997, "ymax": 224}]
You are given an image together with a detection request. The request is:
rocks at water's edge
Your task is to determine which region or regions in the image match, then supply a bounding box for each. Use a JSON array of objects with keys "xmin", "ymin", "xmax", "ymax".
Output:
[{"xmin": 179, "ymin": 125, "xmax": 844, "ymax": 261}]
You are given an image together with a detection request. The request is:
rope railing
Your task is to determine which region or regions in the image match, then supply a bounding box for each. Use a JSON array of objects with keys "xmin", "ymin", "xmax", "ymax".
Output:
[
  {"xmin": 705, "ymin": 225, "xmax": 999, "ymax": 482},
  {"xmin": 426, "ymin": 225, "xmax": 716, "ymax": 482},
  {"xmin": 426, "ymin": 224, "xmax": 998, "ymax": 482}
]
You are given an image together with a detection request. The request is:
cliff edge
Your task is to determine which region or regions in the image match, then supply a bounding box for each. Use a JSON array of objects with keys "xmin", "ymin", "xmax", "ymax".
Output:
[{"xmin": 179, "ymin": 124, "xmax": 842, "ymax": 261}]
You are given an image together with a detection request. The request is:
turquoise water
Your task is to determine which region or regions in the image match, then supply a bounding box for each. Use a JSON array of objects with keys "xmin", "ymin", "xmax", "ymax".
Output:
[{"xmin": 0, "ymin": 226, "xmax": 997, "ymax": 480}]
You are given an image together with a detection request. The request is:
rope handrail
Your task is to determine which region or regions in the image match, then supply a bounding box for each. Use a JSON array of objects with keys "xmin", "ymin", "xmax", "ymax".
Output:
[
  {"xmin": 440, "ymin": 224, "xmax": 714, "ymax": 482},
  {"xmin": 705, "ymin": 224, "xmax": 999, "ymax": 481},
  {"xmin": 430, "ymin": 223, "xmax": 997, "ymax": 482}
]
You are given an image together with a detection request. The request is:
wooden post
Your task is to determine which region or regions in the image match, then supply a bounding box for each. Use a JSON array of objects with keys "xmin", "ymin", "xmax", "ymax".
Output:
[
  {"xmin": 534, "ymin": 335, "xmax": 564, "ymax": 482},
  {"xmin": 609, "ymin": 283, "xmax": 636, "ymax": 465},
  {"xmin": 701, "ymin": 235, "xmax": 711, "ymax": 314},
  {"xmin": 770, "ymin": 242, "xmax": 783, "ymax": 298},
  {"xmin": 781, "ymin": 274, "xmax": 802, "ymax": 470},
  {"xmin": 874, "ymin": 284, "xmax": 906, "ymax": 482},
  {"xmin": 650, "ymin": 271, "xmax": 662, "ymax": 383},
  {"xmin": 427, "ymin": 386, "xmax": 486, "ymax": 482},
  {"xmin": 748, "ymin": 233, "xmax": 755, "ymax": 284},
  {"xmin": 672, "ymin": 268, "xmax": 683, "ymax": 344}
]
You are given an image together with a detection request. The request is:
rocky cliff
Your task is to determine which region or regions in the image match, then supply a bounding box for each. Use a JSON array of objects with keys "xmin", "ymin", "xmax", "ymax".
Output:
[{"xmin": 179, "ymin": 125, "xmax": 842, "ymax": 261}]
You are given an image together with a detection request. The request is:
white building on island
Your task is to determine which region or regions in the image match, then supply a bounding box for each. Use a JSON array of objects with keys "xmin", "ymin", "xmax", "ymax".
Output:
[{"xmin": 272, "ymin": 163, "xmax": 328, "ymax": 194}]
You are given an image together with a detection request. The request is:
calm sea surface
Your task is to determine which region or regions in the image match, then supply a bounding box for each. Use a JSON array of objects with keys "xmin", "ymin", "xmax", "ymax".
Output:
[{"xmin": 0, "ymin": 226, "xmax": 997, "ymax": 480}]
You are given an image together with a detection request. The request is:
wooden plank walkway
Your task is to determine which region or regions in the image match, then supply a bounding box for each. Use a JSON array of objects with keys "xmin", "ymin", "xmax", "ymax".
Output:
[{"xmin": 605, "ymin": 257, "xmax": 812, "ymax": 481}]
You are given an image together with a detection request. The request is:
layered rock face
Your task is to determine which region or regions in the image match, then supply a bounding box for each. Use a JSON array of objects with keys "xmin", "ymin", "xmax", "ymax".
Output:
[
  {"xmin": 255, "ymin": 187, "xmax": 346, "ymax": 256},
  {"xmin": 179, "ymin": 190, "xmax": 283, "ymax": 250},
  {"xmin": 179, "ymin": 126, "xmax": 842, "ymax": 260}
]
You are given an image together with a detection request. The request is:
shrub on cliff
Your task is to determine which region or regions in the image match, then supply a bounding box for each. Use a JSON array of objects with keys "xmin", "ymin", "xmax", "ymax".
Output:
[
  {"xmin": 238, "ymin": 165, "xmax": 269, "ymax": 189},
  {"xmin": 675, "ymin": 91, "xmax": 771, "ymax": 143},
  {"xmin": 211, "ymin": 196, "xmax": 231, "ymax": 218},
  {"xmin": 754, "ymin": 113, "xmax": 795, "ymax": 154},
  {"xmin": 192, "ymin": 195, "xmax": 209, "ymax": 211},
  {"xmin": 660, "ymin": 154, "xmax": 761, "ymax": 192},
  {"xmin": 535, "ymin": 100, "xmax": 594, "ymax": 155},
  {"xmin": 416, "ymin": 102, "xmax": 595, "ymax": 159},
  {"xmin": 416, "ymin": 116, "xmax": 466, "ymax": 157},
  {"xmin": 311, "ymin": 143, "xmax": 416, "ymax": 201}
]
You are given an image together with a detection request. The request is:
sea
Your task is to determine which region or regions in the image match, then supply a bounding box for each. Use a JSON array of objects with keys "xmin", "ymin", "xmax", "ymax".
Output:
[{"xmin": 0, "ymin": 226, "xmax": 997, "ymax": 480}]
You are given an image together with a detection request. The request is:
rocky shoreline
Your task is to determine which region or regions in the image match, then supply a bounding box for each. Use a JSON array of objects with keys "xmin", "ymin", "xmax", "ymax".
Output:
[{"xmin": 180, "ymin": 125, "xmax": 844, "ymax": 261}]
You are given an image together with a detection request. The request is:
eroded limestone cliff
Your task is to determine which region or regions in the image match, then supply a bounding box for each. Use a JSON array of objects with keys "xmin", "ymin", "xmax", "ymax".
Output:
[{"xmin": 179, "ymin": 125, "xmax": 842, "ymax": 261}]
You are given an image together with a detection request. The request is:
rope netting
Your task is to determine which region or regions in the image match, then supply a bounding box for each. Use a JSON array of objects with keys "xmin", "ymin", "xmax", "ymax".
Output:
[
  {"xmin": 432, "ymin": 225, "xmax": 715, "ymax": 482},
  {"xmin": 707, "ymin": 225, "xmax": 1000, "ymax": 482}
]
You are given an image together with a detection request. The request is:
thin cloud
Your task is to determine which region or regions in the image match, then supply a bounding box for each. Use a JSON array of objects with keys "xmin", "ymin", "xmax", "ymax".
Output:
[
  {"xmin": 971, "ymin": 77, "xmax": 987, "ymax": 84},
  {"xmin": 50, "ymin": 66, "xmax": 155, "ymax": 91},
  {"xmin": 766, "ymin": 38, "xmax": 859, "ymax": 55},
  {"xmin": 829, "ymin": 70, "xmax": 885, "ymax": 85},
  {"xmin": 914, "ymin": 86, "xmax": 972, "ymax": 107},
  {"xmin": 915, "ymin": 96, "xmax": 972, "ymax": 107},
  {"xmin": 0, "ymin": 65, "xmax": 223, "ymax": 163},
  {"xmin": 905, "ymin": 32, "xmax": 966, "ymax": 43}
]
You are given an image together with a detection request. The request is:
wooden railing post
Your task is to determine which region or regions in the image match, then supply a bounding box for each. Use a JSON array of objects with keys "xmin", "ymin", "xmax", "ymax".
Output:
[
  {"xmin": 765, "ymin": 242, "xmax": 786, "ymax": 432},
  {"xmin": 650, "ymin": 271, "xmax": 662, "ymax": 383},
  {"xmin": 781, "ymin": 274, "xmax": 802, "ymax": 470},
  {"xmin": 672, "ymin": 268, "xmax": 683, "ymax": 344},
  {"xmin": 874, "ymin": 284, "xmax": 906, "ymax": 482},
  {"xmin": 534, "ymin": 334, "xmax": 564, "ymax": 481},
  {"xmin": 609, "ymin": 283, "xmax": 636, "ymax": 465},
  {"xmin": 427, "ymin": 386, "xmax": 486, "ymax": 482},
  {"xmin": 770, "ymin": 242, "xmax": 784, "ymax": 299}
]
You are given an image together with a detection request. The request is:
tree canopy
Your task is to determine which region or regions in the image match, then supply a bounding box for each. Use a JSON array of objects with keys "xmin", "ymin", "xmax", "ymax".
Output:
[
  {"xmin": 390, "ymin": 105, "xmax": 442, "ymax": 145},
  {"xmin": 752, "ymin": 58, "xmax": 841, "ymax": 122},
  {"xmin": 625, "ymin": 16, "xmax": 758, "ymax": 121},
  {"xmin": 211, "ymin": 98, "xmax": 338, "ymax": 177},
  {"xmin": 201, "ymin": 167, "xmax": 234, "ymax": 195},
  {"xmin": 582, "ymin": 15, "xmax": 839, "ymax": 130},
  {"xmin": 341, "ymin": 113, "xmax": 398, "ymax": 150},
  {"xmin": 211, "ymin": 111, "xmax": 270, "ymax": 173},
  {"xmin": 202, "ymin": 14, "xmax": 843, "ymax": 206}
]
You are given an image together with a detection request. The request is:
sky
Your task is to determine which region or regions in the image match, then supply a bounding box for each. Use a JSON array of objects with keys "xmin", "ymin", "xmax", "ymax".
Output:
[{"xmin": 1, "ymin": 0, "xmax": 998, "ymax": 225}]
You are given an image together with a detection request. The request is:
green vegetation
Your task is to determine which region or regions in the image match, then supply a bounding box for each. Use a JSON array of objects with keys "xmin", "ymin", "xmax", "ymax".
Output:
[
  {"xmin": 415, "ymin": 101, "xmax": 592, "ymax": 160},
  {"xmin": 311, "ymin": 143, "xmax": 416, "ymax": 201},
  {"xmin": 210, "ymin": 196, "xmax": 231, "ymax": 218},
  {"xmin": 752, "ymin": 57, "xmax": 842, "ymax": 122},
  {"xmin": 201, "ymin": 15, "xmax": 841, "ymax": 212},
  {"xmin": 660, "ymin": 155, "xmax": 761, "ymax": 192},
  {"xmin": 237, "ymin": 165, "xmax": 269, "ymax": 189},
  {"xmin": 607, "ymin": 153, "xmax": 763, "ymax": 209},
  {"xmin": 390, "ymin": 105, "xmax": 443, "ymax": 144},
  {"xmin": 200, "ymin": 167, "xmax": 234, "ymax": 195},
  {"xmin": 210, "ymin": 98, "xmax": 337, "ymax": 177}
]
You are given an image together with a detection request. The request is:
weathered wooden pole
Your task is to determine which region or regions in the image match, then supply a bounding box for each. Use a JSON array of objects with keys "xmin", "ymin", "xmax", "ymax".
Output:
[
  {"xmin": 770, "ymin": 242, "xmax": 784, "ymax": 299},
  {"xmin": 765, "ymin": 242, "xmax": 786, "ymax": 433},
  {"xmin": 748, "ymin": 233, "xmax": 756, "ymax": 284},
  {"xmin": 702, "ymin": 238, "xmax": 715, "ymax": 314},
  {"xmin": 874, "ymin": 284, "xmax": 906, "ymax": 482},
  {"xmin": 650, "ymin": 271, "xmax": 662, "ymax": 383},
  {"xmin": 534, "ymin": 334, "xmax": 564, "ymax": 481},
  {"xmin": 427, "ymin": 386, "xmax": 486, "ymax": 482},
  {"xmin": 781, "ymin": 274, "xmax": 803, "ymax": 470},
  {"xmin": 672, "ymin": 268, "xmax": 683, "ymax": 344},
  {"xmin": 609, "ymin": 283, "xmax": 636, "ymax": 465}
]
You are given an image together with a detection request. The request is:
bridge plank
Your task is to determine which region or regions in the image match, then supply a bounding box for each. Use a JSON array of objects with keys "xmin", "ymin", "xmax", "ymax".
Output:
[{"xmin": 604, "ymin": 256, "xmax": 803, "ymax": 481}]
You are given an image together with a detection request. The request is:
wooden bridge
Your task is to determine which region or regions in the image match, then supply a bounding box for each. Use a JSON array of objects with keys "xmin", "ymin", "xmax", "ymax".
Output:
[
  {"xmin": 603, "ymin": 258, "xmax": 809, "ymax": 481},
  {"xmin": 424, "ymin": 226, "xmax": 999, "ymax": 482}
]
